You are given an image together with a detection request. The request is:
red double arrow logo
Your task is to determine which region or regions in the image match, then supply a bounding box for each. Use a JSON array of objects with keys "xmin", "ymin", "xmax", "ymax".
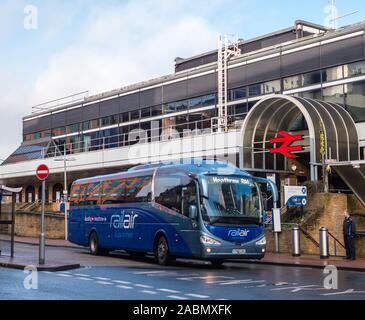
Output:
[{"xmin": 269, "ymin": 131, "xmax": 304, "ymax": 159}]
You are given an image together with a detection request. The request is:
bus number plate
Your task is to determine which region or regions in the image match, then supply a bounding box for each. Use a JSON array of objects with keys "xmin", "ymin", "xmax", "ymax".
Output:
[{"xmin": 232, "ymin": 249, "xmax": 246, "ymax": 254}]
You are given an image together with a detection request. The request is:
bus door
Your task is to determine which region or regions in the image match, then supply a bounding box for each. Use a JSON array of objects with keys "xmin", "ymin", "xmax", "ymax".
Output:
[
  {"xmin": 81, "ymin": 182, "xmax": 103, "ymax": 245},
  {"xmin": 69, "ymin": 184, "xmax": 84, "ymax": 244}
]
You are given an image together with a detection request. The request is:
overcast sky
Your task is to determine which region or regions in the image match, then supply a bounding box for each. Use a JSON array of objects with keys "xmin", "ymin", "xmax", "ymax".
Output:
[{"xmin": 0, "ymin": 0, "xmax": 364, "ymax": 160}]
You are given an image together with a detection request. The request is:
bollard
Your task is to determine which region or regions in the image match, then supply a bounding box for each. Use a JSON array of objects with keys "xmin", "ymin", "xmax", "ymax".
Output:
[
  {"xmin": 319, "ymin": 227, "xmax": 329, "ymax": 259},
  {"xmin": 292, "ymin": 226, "xmax": 301, "ymax": 257}
]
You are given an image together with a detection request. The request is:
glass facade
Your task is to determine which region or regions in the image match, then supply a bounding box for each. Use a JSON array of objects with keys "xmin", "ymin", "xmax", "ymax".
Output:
[{"xmin": 22, "ymin": 60, "xmax": 365, "ymax": 160}]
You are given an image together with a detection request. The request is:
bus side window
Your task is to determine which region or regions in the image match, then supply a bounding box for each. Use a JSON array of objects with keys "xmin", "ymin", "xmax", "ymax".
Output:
[
  {"xmin": 155, "ymin": 173, "xmax": 197, "ymax": 216},
  {"xmin": 70, "ymin": 184, "xmax": 81, "ymax": 207}
]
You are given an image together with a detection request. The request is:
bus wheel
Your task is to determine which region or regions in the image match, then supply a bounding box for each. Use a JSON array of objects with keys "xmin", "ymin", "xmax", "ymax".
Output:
[
  {"xmin": 89, "ymin": 232, "xmax": 99, "ymax": 255},
  {"xmin": 155, "ymin": 236, "xmax": 170, "ymax": 266}
]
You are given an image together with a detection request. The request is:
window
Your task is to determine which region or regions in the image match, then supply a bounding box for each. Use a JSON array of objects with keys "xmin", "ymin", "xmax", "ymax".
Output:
[
  {"xmin": 33, "ymin": 132, "xmax": 41, "ymax": 140},
  {"xmin": 43, "ymin": 130, "xmax": 52, "ymax": 138},
  {"xmin": 165, "ymin": 100, "xmax": 188, "ymax": 113},
  {"xmin": 100, "ymin": 115, "xmax": 118, "ymax": 127},
  {"xmin": 323, "ymin": 85, "xmax": 344, "ymax": 105},
  {"xmin": 345, "ymin": 80, "xmax": 365, "ymax": 122},
  {"xmin": 82, "ymin": 119, "xmax": 98, "ymax": 131},
  {"xmin": 264, "ymin": 80, "xmax": 281, "ymax": 94},
  {"xmin": 130, "ymin": 110, "xmax": 140, "ymax": 120},
  {"xmin": 322, "ymin": 66, "xmax": 343, "ymax": 82},
  {"xmin": 101, "ymin": 176, "xmax": 152, "ymax": 204},
  {"xmin": 202, "ymin": 94, "xmax": 216, "ymax": 107},
  {"xmin": 189, "ymin": 97, "xmax": 202, "ymax": 110},
  {"xmin": 67, "ymin": 123, "xmax": 80, "ymax": 134},
  {"xmin": 155, "ymin": 173, "xmax": 197, "ymax": 216},
  {"xmin": 52, "ymin": 127, "xmax": 66, "ymax": 137},
  {"xmin": 151, "ymin": 105, "xmax": 163, "ymax": 116},
  {"xmin": 283, "ymin": 75, "xmax": 302, "ymax": 90},
  {"xmin": 345, "ymin": 61, "xmax": 365, "ymax": 78},
  {"xmin": 232, "ymin": 87, "xmax": 247, "ymax": 100},
  {"xmin": 121, "ymin": 112, "xmax": 130, "ymax": 122},
  {"xmin": 24, "ymin": 134, "xmax": 33, "ymax": 142},
  {"xmin": 302, "ymin": 70, "xmax": 321, "ymax": 87},
  {"xmin": 248, "ymin": 83, "xmax": 264, "ymax": 97},
  {"xmin": 141, "ymin": 107, "xmax": 151, "ymax": 118},
  {"xmin": 80, "ymin": 182, "xmax": 102, "ymax": 206},
  {"xmin": 298, "ymin": 89, "xmax": 322, "ymax": 100}
]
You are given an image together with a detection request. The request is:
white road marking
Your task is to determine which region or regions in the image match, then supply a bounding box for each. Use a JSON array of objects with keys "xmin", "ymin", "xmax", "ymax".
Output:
[
  {"xmin": 321, "ymin": 289, "xmax": 365, "ymax": 296},
  {"xmin": 96, "ymin": 281, "xmax": 113, "ymax": 285},
  {"xmin": 75, "ymin": 273, "xmax": 90, "ymax": 277},
  {"xmin": 56, "ymin": 273, "xmax": 72, "ymax": 277},
  {"xmin": 94, "ymin": 277, "xmax": 111, "ymax": 281},
  {"xmin": 168, "ymin": 295, "xmax": 189, "ymax": 300},
  {"xmin": 135, "ymin": 284, "xmax": 153, "ymax": 289},
  {"xmin": 272, "ymin": 285, "xmax": 327, "ymax": 293},
  {"xmin": 185, "ymin": 293, "xmax": 210, "ymax": 299},
  {"xmin": 178, "ymin": 276, "xmax": 234, "ymax": 281},
  {"xmin": 134, "ymin": 271, "xmax": 166, "ymax": 275},
  {"xmin": 76, "ymin": 277, "xmax": 93, "ymax": 281},
  {"xmin": 116, "ymin": 285, "xmax": 133, "ymax": 289},
  {"xmin": 158, "ymin": 289, "xmax": 181, "ymax": 294},
  {"xmin": 141, "ymin": 290, "xmax": 158, "ymax": 295},
  {"xmin": 113, "ymin": 280, "xmax": 131, "ymax": 285},
  {"xmin": 42, "ymin": 271, "xmax": 52, "ymax": 274}
]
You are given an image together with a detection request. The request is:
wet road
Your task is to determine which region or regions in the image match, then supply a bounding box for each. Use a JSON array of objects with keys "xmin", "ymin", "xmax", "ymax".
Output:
[{"xmin": 0, "ymin": 243, "xmax": 365, "ymax": 300}]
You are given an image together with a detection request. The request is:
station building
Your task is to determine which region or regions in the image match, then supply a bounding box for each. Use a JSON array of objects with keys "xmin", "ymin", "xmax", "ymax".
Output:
[{"xmin": 1, "ymin": 20, "xmax": 365, "ymax": 207}]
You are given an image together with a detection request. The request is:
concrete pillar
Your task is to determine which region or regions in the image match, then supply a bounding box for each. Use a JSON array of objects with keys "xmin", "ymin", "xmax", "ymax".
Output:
[
  {"xmin": 48, "ymin": 183, "xmax": 54, "ymax": 203},
  {"xmin": 35, "ymin": 185, "xmax": 40, "ymax": 202},
  {"xmin": 21, "ymin": 187, "xmax": 26, "ymax": 203}
]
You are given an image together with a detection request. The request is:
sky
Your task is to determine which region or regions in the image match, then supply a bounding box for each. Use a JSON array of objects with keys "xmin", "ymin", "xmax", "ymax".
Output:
[{"xmin": 0, "ymin": 0, "xmax": 364, "ymax": 160}]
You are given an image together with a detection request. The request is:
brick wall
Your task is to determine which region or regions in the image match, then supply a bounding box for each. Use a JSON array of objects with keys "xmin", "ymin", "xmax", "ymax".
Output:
[{"xmin": 266, "ymin": 193, "xmax": 365, "ymax": 258}]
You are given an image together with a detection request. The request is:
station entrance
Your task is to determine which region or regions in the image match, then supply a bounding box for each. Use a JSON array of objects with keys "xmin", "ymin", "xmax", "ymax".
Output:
[{"xmin": 239, "ymin": 95, "xmax": 361, "ymax": 206}]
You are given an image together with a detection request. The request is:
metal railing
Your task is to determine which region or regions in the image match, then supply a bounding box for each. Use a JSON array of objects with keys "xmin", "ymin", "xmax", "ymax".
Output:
[
  {"xmin": 328, "ymin": 230, "xmax": 346, "ymax": 257},
  {"xmin": 43, "ymin": 113, "xmax": 247, "ymax": 159},
  {"xmin": 298, "ymin": 225, "xmax": 320, "ymax": 248}
]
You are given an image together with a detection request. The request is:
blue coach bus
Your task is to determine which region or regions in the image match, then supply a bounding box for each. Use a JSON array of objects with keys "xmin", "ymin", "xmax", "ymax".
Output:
[{"xmin": 68, "ymin": 159, "xmax": 277, "ymax": 266}]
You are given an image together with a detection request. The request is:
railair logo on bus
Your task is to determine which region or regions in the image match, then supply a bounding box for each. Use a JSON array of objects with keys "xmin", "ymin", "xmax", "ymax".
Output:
[
  {"xmin": 110, "ymin": 211, "xmax": 139, "ymax": 229},
  {"xmin": 228, "ymin": 229, "xmax": 250, "ymax": 238}
]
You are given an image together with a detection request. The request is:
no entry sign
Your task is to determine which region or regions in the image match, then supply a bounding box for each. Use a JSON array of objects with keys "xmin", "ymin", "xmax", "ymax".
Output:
[{"xmin": 36, "ymin": 164, "xmax": 49, "ymax": 181}]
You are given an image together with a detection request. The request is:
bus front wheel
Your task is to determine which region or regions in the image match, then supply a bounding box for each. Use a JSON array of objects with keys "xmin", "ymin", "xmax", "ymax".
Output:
[{"xmin": 154, "ymin": 236, "xmax": 170, "ymax": 266}]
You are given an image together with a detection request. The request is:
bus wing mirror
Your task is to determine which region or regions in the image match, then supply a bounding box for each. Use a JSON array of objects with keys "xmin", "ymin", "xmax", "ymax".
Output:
[{"xmin": 189, "ymin": 205, "xmax": 198, "ymax": 220}]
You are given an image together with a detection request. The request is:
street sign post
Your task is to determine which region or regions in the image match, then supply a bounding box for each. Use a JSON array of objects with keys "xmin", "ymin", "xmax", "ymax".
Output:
[{"xmin": 36, "ymin": 164, "xmax": 49, "ymax": 265}]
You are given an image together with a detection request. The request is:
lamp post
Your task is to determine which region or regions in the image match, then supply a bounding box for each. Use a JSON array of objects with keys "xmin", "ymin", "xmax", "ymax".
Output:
[{"xmin": 54, "ymin": 144, "xmax": 76, "ymax": 241}]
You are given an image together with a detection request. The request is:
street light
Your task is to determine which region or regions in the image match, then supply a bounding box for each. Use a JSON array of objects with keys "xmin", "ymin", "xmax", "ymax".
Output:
[{"xmin": 54, "ymin": 145, "xmax": 76, "ymax": 241}]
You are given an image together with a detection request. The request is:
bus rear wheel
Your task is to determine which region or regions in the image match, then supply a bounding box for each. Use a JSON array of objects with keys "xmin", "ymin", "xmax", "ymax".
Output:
[
  {"xmin": 89, "ymin": 232, "xmax": 109, "ymax": 256},
  {"xmin": 154, "ymin": 236, "xmax": 170, "ymax": 266}
]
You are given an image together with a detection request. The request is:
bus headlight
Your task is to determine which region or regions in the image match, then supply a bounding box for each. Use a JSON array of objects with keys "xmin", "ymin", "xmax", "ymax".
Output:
[
  {"xmin": 255, "ymin": 237, "xmax": 266, "ymax": 246},
  {"xmin": 200, "ymin": 235, "xmax": 221, "ymax": 245}
]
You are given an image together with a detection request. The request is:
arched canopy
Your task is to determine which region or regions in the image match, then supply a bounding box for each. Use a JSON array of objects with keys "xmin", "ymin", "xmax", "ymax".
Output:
[{"xmin": 241, "ymin": 95, "xmax": 359, "ymax": 180}]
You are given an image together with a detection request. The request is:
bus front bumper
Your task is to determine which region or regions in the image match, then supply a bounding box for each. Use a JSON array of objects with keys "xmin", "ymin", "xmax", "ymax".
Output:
[{"xmin": 200, "ymin": 243, "xmax": 266, "ymax": 261}]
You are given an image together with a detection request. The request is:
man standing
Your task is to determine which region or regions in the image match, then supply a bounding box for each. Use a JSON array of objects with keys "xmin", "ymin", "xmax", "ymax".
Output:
[{"xmin": 343, "ymin": 209, "xmax": 357, "ymax": 260}]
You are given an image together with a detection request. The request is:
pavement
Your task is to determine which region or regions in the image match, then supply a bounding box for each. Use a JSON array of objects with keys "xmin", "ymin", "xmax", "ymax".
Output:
[
  {"xmin": 0, "ymin": 235, "xmax": 81, "ymax": 271},
  {"xmin": 0, "ymin": 235, "xmax": 364, "ymax": 272}
]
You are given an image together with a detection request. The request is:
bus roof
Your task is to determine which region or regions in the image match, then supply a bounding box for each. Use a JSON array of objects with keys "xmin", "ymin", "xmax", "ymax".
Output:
[{"xmin": 72, "ymin": 159, "xmax": 251, "ymax": 185}]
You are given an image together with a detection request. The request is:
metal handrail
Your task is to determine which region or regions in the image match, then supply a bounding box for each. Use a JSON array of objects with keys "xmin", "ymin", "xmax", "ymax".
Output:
[
  {"xmin": 328, "ymin": 230, "xmax": 346, "ymax": 257},
  {"xmin": 298, "ymin": 225, "xmax": 320, "ymax": 248}
]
